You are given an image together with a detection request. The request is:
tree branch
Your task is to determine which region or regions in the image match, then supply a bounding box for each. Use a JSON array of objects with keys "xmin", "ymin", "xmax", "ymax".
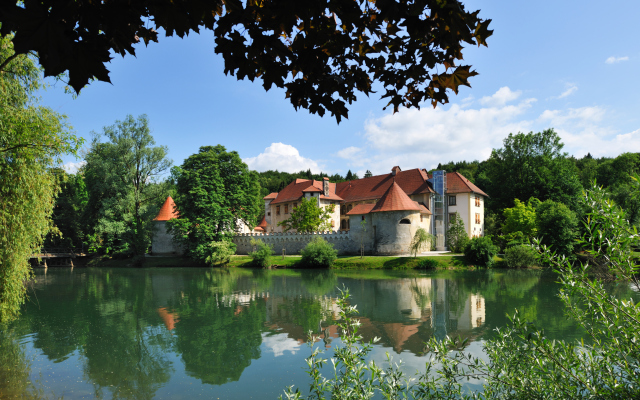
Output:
[{"xmin": 0, "ymin": 52, "xmax": 19, "ymax": 73}]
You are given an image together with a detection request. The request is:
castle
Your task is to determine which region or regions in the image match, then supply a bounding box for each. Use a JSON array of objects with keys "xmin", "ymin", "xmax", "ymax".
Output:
[{"xmin": 234, "ymin": 167, "xmax": 487, "ymax": 255}]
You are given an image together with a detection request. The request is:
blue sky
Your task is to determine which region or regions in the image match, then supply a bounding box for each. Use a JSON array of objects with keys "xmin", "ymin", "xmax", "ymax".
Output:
[{"xmin": 41, "ymin": 0, "xmax": 640, "ymax": 178}]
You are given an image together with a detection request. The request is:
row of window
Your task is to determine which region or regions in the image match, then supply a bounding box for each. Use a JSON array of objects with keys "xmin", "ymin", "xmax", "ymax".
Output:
[
  {"xmin": 448, "ymin": 195, "xmax": 482, "ymax": 207},
  {"xmin": 449, "ymin": 213, "xmax": 482, "ymax": 224},
  {"xmin": 275, "ymin": 202, "xmax": 298, "ymax": 216}
]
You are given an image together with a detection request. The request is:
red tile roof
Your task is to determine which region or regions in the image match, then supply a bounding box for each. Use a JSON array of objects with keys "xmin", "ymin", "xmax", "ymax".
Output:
[
  {"xmin": 271, "ymin": 179, "xmax": 343, "ymax": 205},
  {"xmin": 444, "ymin": 172, "xmax": 488, "ymax": 196},
  {"xmin": 346, "ymin": 203, "xmax": 376, "ymax": 215},
  {"xmin": 254, "ymin": 216, "xmax": 267, "ymax": 232},
  {"xmin": 415, "ymin": 202, "xmax": 432, "ymax": 215},
  {"xmin": 371, "ymin": 181, "xmax": 422, "ymax": 212},
  {"xmin": 336, "ymin": 168, "xmax": 433, "ymax": 203},
  {"xmin": 263, "ymin": 192, "xmax": 279, "ymax": 200},
  {"xmin": 154, "ymin": 196, "xmax": 179, "ymax": 221}
]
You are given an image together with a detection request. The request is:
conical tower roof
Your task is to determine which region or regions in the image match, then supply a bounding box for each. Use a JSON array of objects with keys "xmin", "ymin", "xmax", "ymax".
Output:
[
  {"xmin": 154, "ymin": 196, "xmax": 179, "ymax": 221},
  {"xmin": 371, "ymin": 181, "xmax": 421, "ymax": 212}
]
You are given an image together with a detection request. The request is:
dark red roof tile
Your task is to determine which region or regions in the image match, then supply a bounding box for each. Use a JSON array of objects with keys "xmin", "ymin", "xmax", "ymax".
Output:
[
  {"xmin": 336, "ymin": 168, "xmax": 433, "ymax": 203},
  {"xmin": 371, "ymin": 181, "xmax": 422, "ymax": 212},
  {"xmin": 271, "ymin": 179, "xmax": 343, "ymax": 204},
  {"xmin": 263, "ymin": 192, "xmax": 278, "ymax": 200},
  {"xmin": 347, "ymin": 203, "xmax": 376, "ymax": 215}
]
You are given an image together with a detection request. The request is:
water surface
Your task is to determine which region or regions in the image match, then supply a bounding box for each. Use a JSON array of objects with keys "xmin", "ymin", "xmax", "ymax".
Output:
[{"xmin": 1, "ymin": 267, "xmax": 633, "ymax": 399}]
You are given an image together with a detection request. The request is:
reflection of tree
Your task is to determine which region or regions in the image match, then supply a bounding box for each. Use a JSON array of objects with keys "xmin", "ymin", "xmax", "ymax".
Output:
[
  {"xmin": 0, "ymin": 328, "xmax": 42, "ymax": 399},
  {"xmin": 173, "ymin": 295, "xmax": 266, "ymax": 385},
  {"xmin": 300, "ymin": 270, "xmax": 338, "ymax": 296}
]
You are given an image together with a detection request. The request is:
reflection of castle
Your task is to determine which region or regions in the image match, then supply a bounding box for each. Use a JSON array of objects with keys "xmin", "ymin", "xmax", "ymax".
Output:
[{"xmin": 238, "ymin": 277, "xmax": 487, "ymax": 355}]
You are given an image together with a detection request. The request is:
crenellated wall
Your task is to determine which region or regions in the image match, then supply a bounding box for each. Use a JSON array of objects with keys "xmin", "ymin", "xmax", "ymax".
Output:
[{"xmin": 233, "ymin": 230, "xmax": 371, "ymax": 255}]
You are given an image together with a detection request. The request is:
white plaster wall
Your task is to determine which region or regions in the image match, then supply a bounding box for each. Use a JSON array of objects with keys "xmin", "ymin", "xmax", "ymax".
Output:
[
  {"xmin": 447, "ymin": 193, "xmax": 472, "ymax": 238},
  {"xmin": 471, "ymin": 194, "xmax": 485, "ymax": 237},
  {"xmin": 319, "ymin": 199, "xmax": 341, "ymax": 232}
]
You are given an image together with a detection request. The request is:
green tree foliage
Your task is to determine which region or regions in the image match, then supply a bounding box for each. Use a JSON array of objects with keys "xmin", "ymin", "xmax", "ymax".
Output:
[
  {"xmin": 249, "ymin": 239, "xmax": 274, "ymax": 268},
  {"xmin": 1, "ymin": 1, "xmax": 492, "ymax": 122},
  {"xmin": 278, "ymin": 197, "xmax": 335, "ymax": 233},
  {"xmin": 300, "ymin": 237, "xmax": 338, "ymax": 268},
  {"xmin": 445, "ymin": 212, "xmax": 469, "ymax": 252},
  {"xmin": 364, "ymin": 170, "xmax": 373, "ymax": 178},
  {"xmin": 535, "ymin": 200, "xmax": 578, "ymax": 257},
  {"xmin": 45, "ymin": 171, "xmax": 88, "ymax": 250},
  {"xmin": 480, "ymin": 129, "xmax": 583, "ymax": 213},
  {"xmin": 0, "ymin": 35, "xmax": 81, "ymax": 323},
  {"xmin": 503, "ymin": 244, "xmax": 538, "ymax": 268},
  {"xmin": 410, "ymin": 227, "xmax": 436, "ymax": 256},
  {"xmin": 464, "ymin": 236, "xmax": 497, "ymax": 267},
  {"xmin": 83, "ymin": 115, "xmax": 172, "ymax": 256},
  {"xmin": 434, "ymin": 160, "xmax": 482, "ymax": 183},
  {"xmin": 169, "ymin": 145, "xmax": 261, "ymax": 262},
  {"xmin": 499, "ymin": 197, "xmax": 540, "ymax": 246}
]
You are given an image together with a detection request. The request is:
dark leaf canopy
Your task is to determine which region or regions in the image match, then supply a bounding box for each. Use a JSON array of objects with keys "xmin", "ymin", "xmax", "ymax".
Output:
[{"xmin": 0, "ymin": 0, "xmax": 491, "ymax": 122}]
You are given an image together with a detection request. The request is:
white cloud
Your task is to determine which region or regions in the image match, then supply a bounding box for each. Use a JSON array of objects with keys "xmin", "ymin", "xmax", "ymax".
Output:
[
  {"xmin": 537, "ymin": 106, "xmax": 640, "ymax": 157},
  {"xmin": 362, "ymin": 87, "xmax": 536, "ymax": 171},
  {"xmin": 336, "ymin": 146, "xmax": 364, "ymax": 159},
  {"xmin": 261, "ymin": 333, "xmax": 301, "ymax": 357},
  {"xmin": 479, "ymin": 86, "xmax": 522, "ymax": 107},
  {"xmin": 63, "ymin": 161, "xmax": 86, "ymax": 174},
  {"xmin": 605, "ymin": 56, "xmax": 629, "ymax": 64},
  {"xmin": 557, "ymin": 84, "xmax": 578, "ymax": 99},
  {"xmin": 244, "ymin": 143, "xmax": 323, "ymax": 173}
]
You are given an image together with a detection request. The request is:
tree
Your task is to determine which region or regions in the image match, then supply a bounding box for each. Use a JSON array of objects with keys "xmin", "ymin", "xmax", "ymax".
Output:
[
  {"xmin": 169, "ymin": 145, "xmax": 262, "ymax": 263},
  {"xmin": 0, "ymin": 35, "xmax": 81, "ymax": 323},
  {"xmin": 445, "ymin": 212, "xmax": 468, "ymax": 252},
  {"xmin": 364, "ymin": 170, "xmax": 373, "ymax": 178},
  {"xmin": 45, "ymin": 170, "xmax": 89, "ymax": 250},
  {"xmin": 535, "ymin": 199, "xmax": 578, "ymax": 257},
  {"xmin": 500, "ymin": 197, "xmax": 540, "ymax": 246},
  {"xmin": 0, "ymin": 1, "xmax": 492, "ymax": 122},
  {"xmin": 278, "ymin": 197, "xmax": 335, "ymax": 233},
  {"xmin": 410, "ymin": 228, "xmax": 435, "ymax": 256},
  {"xmin": 83, "ymin": 115, "xmax": 172, "ymax": 255},
  {"xmin": 479, "ymin": 129, "xmax": 583, "ymax": 213}
]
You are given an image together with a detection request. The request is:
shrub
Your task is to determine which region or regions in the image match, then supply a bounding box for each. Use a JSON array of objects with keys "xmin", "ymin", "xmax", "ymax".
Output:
[
  {"xmin": 504, "ymin": 244, "xmax": 538, "ymax": 268},
  {"xmin": 446, "ymin": 212, "xmax": 469, "ymax": 253},
  {"xmin": 300, "ymin": 237, "xmax": 338, "ymax": 268},
  {"xmin": 417, "ymin": 258, "xmax": 442, "ymax": 269},
  {"xmin": 464, "ymin": 236, "xmax": 497, "ymax": 267},
  {"xmin": 410, "ymin": 228, "xmax": 436, "ymax": 256},
  {"xmin": 249, "ymin": 238, "xmax": 273, "ymax": 268},
  {"xmin": 202, "ymin": 240, "xmax": 236, "ymax": 266}
]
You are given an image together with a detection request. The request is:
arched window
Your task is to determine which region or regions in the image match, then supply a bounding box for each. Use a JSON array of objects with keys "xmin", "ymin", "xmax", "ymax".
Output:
[
  {"xmin": 399, "ymin": 219, "xmax": 411, "ymax": 225},
  {"xmin": 341, "ymin": 219, "xmax": 347, "ymax": 230},
  {"xmin": 347, "ymin": 219, "xmax": 350, "ymax": 229}
]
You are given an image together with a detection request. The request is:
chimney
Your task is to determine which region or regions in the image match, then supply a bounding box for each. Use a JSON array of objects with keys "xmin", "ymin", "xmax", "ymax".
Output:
[
  {"xmin": 323, "ymin": 177, "xmax": 330, "ymax": 196},
  {"xmin": 391, "ymin": 166, "xmax": 401, "ymax": 176}
]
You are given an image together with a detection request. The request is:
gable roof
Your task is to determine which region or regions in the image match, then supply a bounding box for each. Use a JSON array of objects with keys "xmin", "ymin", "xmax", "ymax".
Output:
[
  {"xmin": 154, "ymin": 196, "xmax": 179, "ymax": 221},
  {"xmin": 370, "ymin": 181, "xmax": 422, "ymax": 212},
  {"xmin": 271, "ymin": 179, "xmax": 343, "ymax": 205},
  {"xmin": 442, "ymin": 172, "xmax": 488, "ymax": 196},
  {"xmin": 336, "ymin": 168, "xmax": 433, "ymax": 203},
  {"xmin": 254, "ymin": 216, "xmax": 267, "ymax": 232},
  {"xmin": 263, "ymin": 192, "xmax": 278, "ymax": 200}
]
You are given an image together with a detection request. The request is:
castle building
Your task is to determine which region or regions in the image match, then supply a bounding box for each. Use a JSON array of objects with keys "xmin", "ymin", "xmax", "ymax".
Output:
[{"xmin": 261, "ymin": 167, "xmax": 487, "ymax": 252}]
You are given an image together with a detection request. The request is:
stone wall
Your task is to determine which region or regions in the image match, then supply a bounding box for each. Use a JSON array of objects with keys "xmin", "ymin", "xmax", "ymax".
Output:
[
  {"xmin": 233, "ymin": 230, "xmax": 370, "ymax": 255},
  {"xmin": 151, "ymin": 221, "xmax": 184, "ymax": 255}
]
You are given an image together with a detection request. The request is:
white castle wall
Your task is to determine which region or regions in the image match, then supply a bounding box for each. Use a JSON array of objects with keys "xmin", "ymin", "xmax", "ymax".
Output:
[{"xmin": 233, "ymin": 230, "xmax": 371, "ymax": 255}]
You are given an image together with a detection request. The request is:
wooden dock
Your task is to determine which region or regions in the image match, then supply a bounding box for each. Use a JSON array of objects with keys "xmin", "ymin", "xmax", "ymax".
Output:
[{"xmin": 30, "ymin": 249, "xmax": 87, "ymax": 268}]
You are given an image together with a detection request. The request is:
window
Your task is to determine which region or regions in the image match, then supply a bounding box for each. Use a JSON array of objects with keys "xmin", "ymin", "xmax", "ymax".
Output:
[
  {"xmin": 341, "ymin": 220, "xmax": 347, "ymax": 230},
  {"xmin": 276, "ymin": 206, "xmax": 280, "ymax": 215},
  {"xmin": 475, "ymin": 213, "xmax": 481, "ymax": 224},
  {"xmin": 361, "ymin": 216, "xmax": 365, "ymax": 221},
  {"xmin": 448, "ymin": 195, "xmax": 457, "ymax": 206},
  {"xmin": 267, "ymin": 212, "xmax": 271, "ymax": 216},
  {"xmin": 331, "ymin": 219, "xmax": 335, "ymax": 227},
  {"xmin": 399, "ymin": 219, "xmax": 411, "ymax": 225},
  {"xmin": 475, "ymin": 196, "xmax": 481, "ymax": 207},
  {"xmin": 293, "ymin": 202, "xmax": 297, "ymax": 209},
  {"xmin": 284, "ymin": 204, "xmax": 289, "ymax": 214},
  {"xmin": 420, "ymin": 214, "xmax": 423, "ymax": 222}
]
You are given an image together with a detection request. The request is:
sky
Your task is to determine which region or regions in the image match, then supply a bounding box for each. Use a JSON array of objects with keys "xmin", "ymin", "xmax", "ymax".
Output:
[{"xmin": 39, "ymin": 0, "xmax": 640, "ymax": 178}]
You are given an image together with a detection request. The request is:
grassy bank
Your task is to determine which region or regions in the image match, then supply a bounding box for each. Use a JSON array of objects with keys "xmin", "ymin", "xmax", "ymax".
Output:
[
  {"xmin": 224, "ymin": 254, "xmax": 475, "ymax": 269},
  {"xmin": 86, "ymin": 254, "xmax": 495, "ymax": 270}
]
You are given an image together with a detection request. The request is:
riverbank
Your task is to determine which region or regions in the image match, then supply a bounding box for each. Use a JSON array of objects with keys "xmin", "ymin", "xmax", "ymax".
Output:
[{"xmin": 85, "ymin": 253, "xmax": 501, "ymax": 269}]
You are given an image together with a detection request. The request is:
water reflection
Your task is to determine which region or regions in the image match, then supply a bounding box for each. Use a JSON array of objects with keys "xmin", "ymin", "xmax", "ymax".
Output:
[{"xmin": 3, "ymin": 267, "xmax": 636, "ymax": 399}]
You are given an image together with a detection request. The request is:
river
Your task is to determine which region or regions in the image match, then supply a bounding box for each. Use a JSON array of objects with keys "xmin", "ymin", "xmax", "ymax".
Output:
[{"xmin": 1, "ymin": 267, "xmax": 634, "ymax": 399}]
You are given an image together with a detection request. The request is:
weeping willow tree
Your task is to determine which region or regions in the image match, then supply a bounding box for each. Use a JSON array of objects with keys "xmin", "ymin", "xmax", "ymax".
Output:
[{"xmin": 0, "ymin": 34, "xmax": 80, "ymax": 323}]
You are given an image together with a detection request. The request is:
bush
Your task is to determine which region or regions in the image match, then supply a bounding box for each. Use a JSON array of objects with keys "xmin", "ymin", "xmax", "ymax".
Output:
[
  {"xmin": 504, "ymin": 244, "xmax": 538, "ymax": 268},
  {"xmin": 300, "ymin": 237, "xmax": 338, "ymax": 268},
  {"xmin": 464, "ymin": 236, "xmax": 497, "ymax": 267},
  {"xmin": 249, "ymin": 238, "xmax": 273, "ymax": 268},
  {"xmin": 446, "ymin": 212, "xmax": 470, "ymax": 253},
  {"xmin": 202, "ymin": 240, "xmax": 236, "ymax": 266},
  {"xmin": 417, "ymin": 258, "xmax": 442, "ymax": 269}
]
